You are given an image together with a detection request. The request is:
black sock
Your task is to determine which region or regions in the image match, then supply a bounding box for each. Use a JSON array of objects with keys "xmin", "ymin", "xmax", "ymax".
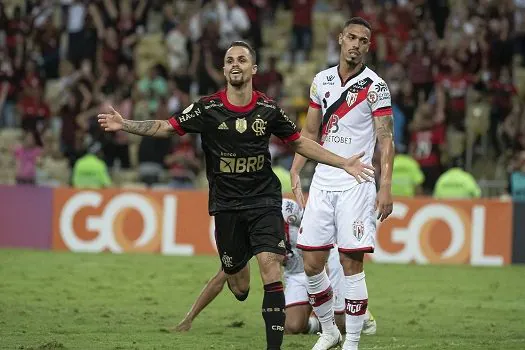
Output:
[{"xmin": 262, "ymin": 281, "xmax": 285, "ymax": 350}]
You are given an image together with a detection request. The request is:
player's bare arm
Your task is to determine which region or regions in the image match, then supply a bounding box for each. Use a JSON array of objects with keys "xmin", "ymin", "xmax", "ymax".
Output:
[
  {"xmin": 290, "ymin": 106, "xmax": 322, "ymax": 207},
  {"xmin": 172, "ymin": 268, "xmax": 228, "ymax": 332},
  {"xmin": 97, "ymin": 106, "xmax": 175, "ymax": 137},
  {"xmin": 289, "ymin": 136, "xmax": 374, "ymax": 183},
  {"xmin": 374, "ymin": 114, "xmax": 395, "ymax": 221}
]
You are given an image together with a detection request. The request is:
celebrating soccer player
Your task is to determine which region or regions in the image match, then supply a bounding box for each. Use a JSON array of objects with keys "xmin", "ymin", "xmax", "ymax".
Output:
[
  {"xmin": 98, "ymin": 41, "xmax": 374, "ymax": 350},
  {"xmin": 290, "ymin": 17, "xmax": 394, "ymax": 350}
]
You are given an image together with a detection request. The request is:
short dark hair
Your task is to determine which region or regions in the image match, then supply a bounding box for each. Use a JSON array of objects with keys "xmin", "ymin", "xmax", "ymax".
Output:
[
  {"xmin": 228, "ymin": 41, "xmax": 257, "ymax": 63},
  {"xmin": 343, "ymin": 17, "xmax": 372, "ymax": 32}
]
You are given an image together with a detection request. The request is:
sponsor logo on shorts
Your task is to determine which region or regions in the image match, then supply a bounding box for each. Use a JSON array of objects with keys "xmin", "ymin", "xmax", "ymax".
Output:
[
  {"xmin": 353, "ymin": 220, "xmax": 364, "ymax": 241},
  {"xmin": 278, "ymin": 240, "xmax": 286, "ymax": 248},
  {"xmin": 221, "ymin": 252, "xmax": 233, "ymax": 268}
]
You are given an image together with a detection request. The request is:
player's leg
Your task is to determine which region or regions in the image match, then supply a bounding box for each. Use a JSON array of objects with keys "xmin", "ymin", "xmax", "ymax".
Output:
[
  {"xmin": 173, "ymin": 267, "xmax": 228, "ymax": 332},
  {"xmin": 214, "ymin": 210, "xmax": 252, "ymax": 301},
  {"xmin": 284, "ymin": 273, "xmax": 317, "ymax": 334},
  {"xmin": 336, "ymin": 183, "xmax": 377, "ymax": 350},
  {"xmin": 250, "ymin": 207, "xmax": 288, "ymax": 350},
  {"xmin": 297, "ymin": 187, "xmax": 341, "ymax": 349},
  {"xmin": 327, "ymin": 248, "xmax": 347, "ymax": 334}
]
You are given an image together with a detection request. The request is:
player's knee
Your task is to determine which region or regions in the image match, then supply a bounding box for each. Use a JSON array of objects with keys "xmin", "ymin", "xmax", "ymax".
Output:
[
  {"xmin": 285, "ymin": 320, "xmax": 307, "ymax": 334},
  {"xmin": 233, "ymin": 288, "xmax": 250, "ymax": 301},
  {"xmin": 339, "ymin": 252, "xmax": 364, "ymax": 275},
  {"xmin": 303, "ymin": 260, "xmax": 325, "ymax": 276},
  {"xmin": 227, "ymin": 279, "xmax": 250, "ymax": 301}
]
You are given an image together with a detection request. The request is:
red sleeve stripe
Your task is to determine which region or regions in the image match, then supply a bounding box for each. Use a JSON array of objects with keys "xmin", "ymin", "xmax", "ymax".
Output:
[
  {"xmin": 309, "ymin": 100, "xmax": 321, "ymax": 109},
  {"xmin": 372, "ymin": 107, "xmax": 393, "ymax": 117},
  {"xmin": 168, "ymin": 117, "xmax": 186, "ymax": 136},
  {"xmin": 281, "ymin": 132, "xmax": 300, "ymax": 144}
]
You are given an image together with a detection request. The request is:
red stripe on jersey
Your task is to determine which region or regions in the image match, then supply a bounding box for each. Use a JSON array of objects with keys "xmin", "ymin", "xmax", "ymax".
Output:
[
  {"xmin": 281, "ymin": 132, "xmax": 300, "ymax": 144},
  {"xmin": 284, "ymin": 222, "xmax": 290, "ymax": 245},
  {"xmin": 168, "ymin": 117, "xmax": 185, "ymax": 136},
  {"xmin": 309, "ymin": 100, "xmax": 321, "ymax": 109},
  {"xmin": 372, "ymin": 106, "xmax": 392, "ymax": 117},
  {"xmin": 320, "ymin": 83, "xmax": 372, "ymax": 145},
  {"xmin": 219, "ymin": 90, "xmax": 258, "ymax": 112}
]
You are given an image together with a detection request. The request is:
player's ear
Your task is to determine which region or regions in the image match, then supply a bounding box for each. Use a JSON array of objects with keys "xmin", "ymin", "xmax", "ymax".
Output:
[
  {"xmin": 252, "ymin": 64, "xmax": 258, "ymax": 75},
  {"xmin": 338, "ymin": 32, "xmax": 343, "ymax": 46},
  {"xmin": 223, "ymin": 65, "xmax": 227, "ymax": 79}
]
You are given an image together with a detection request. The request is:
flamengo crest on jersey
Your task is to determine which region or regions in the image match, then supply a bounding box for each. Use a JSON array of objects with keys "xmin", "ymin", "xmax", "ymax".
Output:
[{"xmin": 309, "ymin": 65, "xmax": 393, "ymax": 191}]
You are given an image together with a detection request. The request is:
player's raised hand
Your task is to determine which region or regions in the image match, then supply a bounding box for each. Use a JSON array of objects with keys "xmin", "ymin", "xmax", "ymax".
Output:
[
  {"xmin": 343, "ymin": 151, "xmax": 375, "ymax": 183},
  {"xmin": 98, "ymin": 106, "xmax": 124, "ymax": 132},
  {"xmin": 290, "ymin": 173, "xmax": 306, "ymax": 208}
]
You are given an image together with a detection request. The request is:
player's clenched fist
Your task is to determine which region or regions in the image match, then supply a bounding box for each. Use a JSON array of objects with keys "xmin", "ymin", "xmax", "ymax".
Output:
[
  {"xmin": 342, "ymin": 151, "xmax": 375, "ymax": 184},
  {"xmin": 98, "ymin": 106, "xmax": 124, "ymax": 132}
]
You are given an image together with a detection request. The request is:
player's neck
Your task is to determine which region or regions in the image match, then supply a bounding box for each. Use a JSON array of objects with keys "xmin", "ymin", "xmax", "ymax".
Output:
[
  {"xmin": 338, "ymin": 61, "xmax": 364, "ymax": 81},
  {"xmin": 226, "ymin": 84, "xmax": 253, "ymax": 107}
]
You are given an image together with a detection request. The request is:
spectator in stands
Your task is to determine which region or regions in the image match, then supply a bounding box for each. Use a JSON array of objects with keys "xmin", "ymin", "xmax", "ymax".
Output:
[
  {"xmin": 253, "ymin": 56, "xmax": 283, "ymax": 100},
  {"xmin": 0, "ymin": 50, "xmax": 17, "ymax": 128},
  {"xmin": 72, "ymin": 141, "xmax": 112, "ymax": 189},
  {"xmin": 290, "ymin": 0, "xmax": 315, "ymax": 63},
  {"xmin": 508, "ymin": 150, "xmax": 525, "ymax": 202},
  {"xmin": 433, "ymin": 167, "xmax": 481, "ymax": 199},
  {"xmin": 409, "ymin": 102, "xmax": 446, "ymax": 195},
  {"xmin": 218, "ymin": 0, "xmax": 250, "ymax": 51},
  {"xmin": 164, "ymin": 134, "xmax": 201, "ymax": 189},
  {"xmin": 391, "ymin": 152, "xmax": 425, "ymax": 198},
  {"xmin": 13, "ymin": 130, "xmax": 42, "ymax": 185}
]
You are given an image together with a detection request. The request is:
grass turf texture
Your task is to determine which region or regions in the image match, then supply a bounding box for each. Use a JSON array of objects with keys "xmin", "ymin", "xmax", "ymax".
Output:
[{"xmin": 1, "ymin": 250, "xmax": 524, "ymax": 350}]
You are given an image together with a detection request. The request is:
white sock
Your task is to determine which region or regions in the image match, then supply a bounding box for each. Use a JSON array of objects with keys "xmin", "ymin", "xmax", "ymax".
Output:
[
  {"xmin": 344, "ymin": 272, "xmax": 368, "ymax": 347},
  {"xmin": 307, "ymin": 269, "xmax": 337, "ymax": 333},
  {"xmin": 364, "ymin": 309, "xmax": 371, "ymax": 322},
  {"xmin": 307, "ymin": 316, "xmax": 321, "ymax": 334}
]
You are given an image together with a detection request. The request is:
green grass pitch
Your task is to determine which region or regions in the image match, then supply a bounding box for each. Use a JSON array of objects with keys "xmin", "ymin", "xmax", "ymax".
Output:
[{"xmin": 1, "ymin": 250, "xmax": 524, "ymax": 349}]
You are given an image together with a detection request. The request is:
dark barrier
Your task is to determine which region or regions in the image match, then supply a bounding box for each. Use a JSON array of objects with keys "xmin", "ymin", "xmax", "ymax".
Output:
[
  {"xmin": 512, "ymin": 202, "xmax": 525, "ymax": 264},
  {"xmin": 0, "ymin": 185, "xmax": 53, "ymax": 249}
]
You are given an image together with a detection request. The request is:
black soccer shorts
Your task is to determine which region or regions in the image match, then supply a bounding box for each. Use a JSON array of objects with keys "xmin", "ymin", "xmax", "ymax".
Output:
[{"xmin": 214, "ymin": 206, "xmax": 286, "ymax": 275}]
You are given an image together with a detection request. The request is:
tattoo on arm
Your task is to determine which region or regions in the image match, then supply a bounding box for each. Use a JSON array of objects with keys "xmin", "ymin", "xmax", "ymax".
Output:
[
  {"xmin": 122, "ymin": 119, "xmax": 172, "ymax": 137},
  {"xmin": 375, "ymin": 116, "xmax": 394, "ymax": 141}
]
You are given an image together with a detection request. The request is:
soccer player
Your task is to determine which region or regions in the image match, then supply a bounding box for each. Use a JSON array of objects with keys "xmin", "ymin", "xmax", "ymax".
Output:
[
  {"xmin": 98, "ymin": 41, "xmax": 374, "ymax": 350},
  {"xmin": 290, "ymin": 18, "xmax": 395, "ymax": 350},
  {"xmin": 172, "ymin": 198, "xmax": 377, "ymax": 335}
]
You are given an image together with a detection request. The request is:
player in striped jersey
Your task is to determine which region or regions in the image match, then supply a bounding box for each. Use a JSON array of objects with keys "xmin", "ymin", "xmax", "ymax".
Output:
[{"xmin": 291, "ymin": 17, "xmax": 394, "ymax": 350}]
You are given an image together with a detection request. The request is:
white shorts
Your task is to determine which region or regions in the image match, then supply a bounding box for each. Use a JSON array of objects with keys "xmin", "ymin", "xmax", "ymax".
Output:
[
  {"xmin": 284, "ymin": 251, "xmax": 345, "ymax": 314},
  {"xmin": 297, "ymin": 182, "xmax": 376, "ymax": 253}
]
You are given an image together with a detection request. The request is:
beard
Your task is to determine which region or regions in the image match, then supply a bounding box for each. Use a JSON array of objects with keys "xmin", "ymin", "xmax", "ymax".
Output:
[
  {"xmin": 345, "ymin": 55, "xmax": 362, "ymax": 68},
  {"xmin": 228, "ymin": 73, "xmax": 246, "ymax": 87}
]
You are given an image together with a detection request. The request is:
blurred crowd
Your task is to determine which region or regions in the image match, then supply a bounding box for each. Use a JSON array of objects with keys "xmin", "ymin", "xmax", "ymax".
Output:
[{"xmin": 0, "ymin": 0, "xmax": 525, "ymax": 199}]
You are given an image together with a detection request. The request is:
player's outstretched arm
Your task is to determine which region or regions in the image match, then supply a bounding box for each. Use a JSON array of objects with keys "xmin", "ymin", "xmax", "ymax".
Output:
[
  {"xmin": 289, "ymin": 136, "xmax": 375, "ymax": 183},
  {"xmin": 374, "ymin": 114, "xmax": 395, "ymax": 221},
  {"xmin": 172, "ymin": 268, "xmax": 228, "ymax": 332},
  {"xmin": 98, "ymin": 106, "xmax": 175, "ymax": 137},
  {"xmin": 290, "ymin": 106, "xmax": 322, "ymax": 207}
]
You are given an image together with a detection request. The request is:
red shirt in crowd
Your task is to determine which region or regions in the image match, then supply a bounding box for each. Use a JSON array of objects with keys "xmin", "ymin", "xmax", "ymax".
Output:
[{"xmin": 410, "ymin": 123, "xmax": 446, "ymax": 167}]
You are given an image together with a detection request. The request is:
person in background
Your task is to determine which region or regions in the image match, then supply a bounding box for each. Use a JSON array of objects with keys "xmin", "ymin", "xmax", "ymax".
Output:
[
  {"xmin": 433, "ymin": 167, "xmax": 481, "ymax": 199},
  {"xmin": 164, "ymin": 134, "xmax": 201, "ymax": 189},
  {"xmin": 13, "ymin": 130, "xmax": 43, "ymax": 185},
  {"xmin": 391, "ymin": 152, "xmax": 425, "ymax": 197},
  {"xmin": 507, "ymin": 151, "xmax": 525, "ymax": 202},
  {"xmin": 71, "ymin": 141, "xmax": 112, "ymax": 189}
]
